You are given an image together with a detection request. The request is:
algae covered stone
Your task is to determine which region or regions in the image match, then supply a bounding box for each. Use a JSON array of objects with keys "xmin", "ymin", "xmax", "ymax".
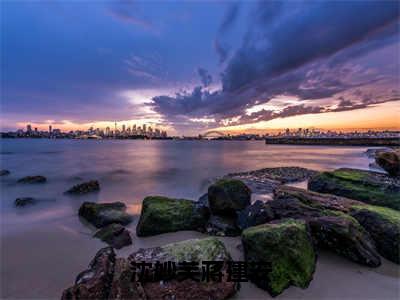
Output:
[
  {"xmin": 308, "ymin": 168, "xmax": 400, "ymax": 210},
  {"xmin": 136, "ymin": 196, "xmax": 209, "ymax": 237},
  {"xmin": 79, "ymin": 201, "xmax": 133, "ymax": 228},
  {"xmin": 17, "ymin": 175, "xmax": 46, "ymax": 184},
  {"xmin": 375, "ymin": 150, "xmax": 400, "ymax": 177},
  {"xmin": 242, "ymin": 219, "xmax": 316, "ymax": 296},
  {"xmin": 309, "ymin": 215, "xmax": 381, "ymax": 267},
  {"xmin": 208, "ymin": 179, "xmax": 251, "ymax": 216},
  {"xmin": 66, "ymin": 180, "xmax": 100, "ymax": 195},
  {"xmin": 94, "ymin": 223, "xmax": 132, "ymax": 249},
  {"xmin": 350, "ymin": 205, "xmax": 400, "ymax": 264}
]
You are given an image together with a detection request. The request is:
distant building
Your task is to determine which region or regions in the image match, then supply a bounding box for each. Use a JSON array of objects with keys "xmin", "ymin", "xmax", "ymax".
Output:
[
  {"xmin": 27, "ymin": 124, "xmax": 32, "ymax": 133},
  {"xmin": 49, "ymin": 125, "xmax": 52, "ymax": 133}
]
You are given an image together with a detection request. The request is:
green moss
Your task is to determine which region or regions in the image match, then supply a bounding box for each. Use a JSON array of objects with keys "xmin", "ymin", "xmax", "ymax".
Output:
[
  {"xmin": 163, "ymin": 237, "xmax": 231, "ymax": 262},
  {"xmin": 351, "ymin": 205, "xmax": 400, "ymax": 224},
  {"xmin": 330, "ymin": 169, "xmax": 368, "ymax": 182},
  {"xmin": 136, "ymin": 196, "xmax": 207, "ymax": 236},
  {"xmin": 242, "ymin": 219, "xmax": 316, "ymax": 296}
]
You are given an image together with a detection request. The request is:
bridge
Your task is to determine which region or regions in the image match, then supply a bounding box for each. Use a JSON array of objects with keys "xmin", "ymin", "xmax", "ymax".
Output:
[{"xmin": 201, "ymin": 130, "xmax": 226, "ymax": 139}]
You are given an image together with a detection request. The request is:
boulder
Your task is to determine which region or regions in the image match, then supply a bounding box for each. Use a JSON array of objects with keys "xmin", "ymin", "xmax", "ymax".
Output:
[
  {"xmin": 208, "ymin": 179, "xmax": 251, "ymax": 216},
  {"xmin": 94, "ymin": 223, "xmax": 132, "ymax": 249},
  {"xmin": 375, "ymin": 150, "xmax": 400, "ymax": 177},
  {"xmin": 0, "ymin": 169, "xmax": 10, "ymax": 176},
  {"xmin": 62, "ymin": 247, "xmax": 117, "ymax": 300},
  {"xmin": 308, "ymin": 215, "xmax": 381, "ymax": 267},
  {"xmin": 268, "ymin": 196, "xmax": 327, "ymax": 220},
  {"xmin": 274, "ymin": 186, "xmax": 364, "ymax": 213},
  {"xmin": 79, "ymin": 202, "xmax": 133, "ymax": 228},
  {"xmin": 308, "ymin": 168, "xmax": 400, "ymax": 211},
  {"xmin": 242, "ymin": 219, "xmax": 316, "ymax": 296},
  {"xmin": 129, "ymin": 237, "xmax": 237, "ymax": 300},
  {"xmin": 66, "ymin": 180, "xmax": 100, "ymax": 194},
  {"xmin": 15, "ymin": 197, "xmax": 36, "ymax": 207},
  {"xmin": 205, "ymin": 215, "xmax": 241, "ymax": 236},
  {"xmin": 17, "ymin": 175, "xmax": 46, "ymax": 183},
  {"xmin": 236, "ymin": 200, "xmax": 274, "ymax": 230},
  {"xmin": 350, "ymin": 205, "xmax": 400, "ymax": 264},
  {"xmin": 136, "ymin": 196, "xmax": 209, "ymax": 237}
]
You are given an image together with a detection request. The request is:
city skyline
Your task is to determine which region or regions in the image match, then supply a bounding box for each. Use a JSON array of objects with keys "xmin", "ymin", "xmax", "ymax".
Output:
[{"xmin": 1, "ymin": 1, "xmax": 399, "ymax": 135}]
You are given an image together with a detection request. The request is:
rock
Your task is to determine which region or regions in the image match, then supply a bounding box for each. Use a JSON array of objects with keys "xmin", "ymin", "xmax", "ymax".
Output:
[
  {"xmin": 17, "ymin": 175, "xmax": 46, "ymax": 183},
  {"xmin": 375, "ymin": 150, "xmax": 400, "ymax": 176},
  {"xmin": 268, "ymin": 196, "xmax": 327, "ymax": 220},
  {"xmin": 197, "ymin": 193, "xmax": 210, "ymax": 208},
  {"xmin": 350, "ymin": 205, "xmax": 400, "ymax": 264},
  {"xmin": 0, "ymin": 169, "xmax": 10, "ymax": 176},
  {"xmin": 136, "ymin": 196, "xmax": 209, "ymax": 237},
  {"xmin": 365, "ymin": 148, "xmax": 390, "ymax": 159},
  {"xmin": 205, "ymin": 215, "xmax": 241, "ymax": 236},
  {"xmin": 62, "ymin": 247, "xmax": 117, "ymax": 300},
  {"xmin": 308, "ymin": 215, "xmax": 381, "ymax": 267},
  {"xmin": 274, "ymin": 185, "xmax": 364, "ymax": 213},
  {"xmin": 15, "ymin": 197, "xmax": 36, "ymax": 207},
  {"xmin": 236, "ymin": 200, "xmax": 274, "ymax": 230},
  {"xmin": 208, "ymin": 179, "xmax": 251, "ymax": 216},
  {"xmin": 308, "ymin": 168, "xmax": 400, "ymax": 211},
  {"xmin": 66, "ymin": 180, "xmax": 100, "ymax": 194},
  {"xmin": 129, "ymin": 237, "xmax": 238, "ymax": 300},
  {"xmin": 94, "ymin": 224, "xmax": 132, "ymax": 249},
  {"xmin": 242, "ymin": 219, "xmax": 316, "ymax": 296},
  {"xmin": 79, "ymin": 202, "xmax": 133, "ymax": 228}
]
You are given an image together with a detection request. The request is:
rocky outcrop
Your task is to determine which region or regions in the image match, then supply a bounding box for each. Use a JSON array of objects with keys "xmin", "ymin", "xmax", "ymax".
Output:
[
  {"xmin": 205, "ymin": 215, "xmax": 241, "ymax": 236},
  {"xmin": 308, "ymin": 168, "xmax": 400, "ymax": 211},
  {"xmin": 94, "ymin": 224, "xmax": 132, "ymax": 249},
  {"xmin": 225, "ymin": 167, "xmax": 318, "ymax": 194},
  {"xmin": 242, "ymin": 219, "xmax": 316, "ymax": 296},
  {"xmin": 208, "ymin": 179, "xmax": 251, "ymax": 216},
  {"xmin": 0, "ymin": 169, "xmax": 10, "ymax": 176},
  {"xmin": 17, "ymin": 175, "xmax": 46, "ymax": 183},
  {"xmin": 79, "ymin": 202, "xmax": 133, "ymax": 228},
  {"xmin": 136, "ymin": 196, "xmax": 209, "ymax": 237},
  {"xmin": 268, "ymin": 196, "xmax": 328, "ymax": 220},
  {"xmin": 274, "ymin": 185, "xmax": 364, "ymax": 213},
  {"xmin": 350, "ymin": 205, "xmax": 400, "ymax": 264},
  {"xmin": 62, "ymin": 247, "xmax": 117, "ymax": 300},
  {"xmin": 15, "ymin": 197, "xmax": 36, "ymax": 207},
  {"xmin": 308, "ymin": 215, "xmax": 381, "ymax": 267},
  {"xmin": 236, "ymin": 200, "xmax": 274, "ymax": 230},
  {"xmin": 375, "ymin": 150, "xmax": 400, "ymax": 177},
  {"xmin": 66, "ymin": 180, "xmax": 100, "ymax": 194},
  {"xmin": 63, "ymin": 238, "xmax": 238, "ymax": 300}
]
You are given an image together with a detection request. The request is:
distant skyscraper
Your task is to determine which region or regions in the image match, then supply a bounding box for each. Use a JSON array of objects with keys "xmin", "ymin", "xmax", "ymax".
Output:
[
  {"xmin": 27, "ymin": 124, "xmax": 32, "ymax": 133},
  {"xmin": 49, "ymin": 125, "xmax": 52, "ymax": 133},
  {"xmin": 105, "ymin": 127, "xmax": 110, "ymax": 136},
  {"xmin": 122, "ymin": 124, "xmax": 126, "ymax": 133},
  {"xmin": 142, "ymin": 124, "xmax": 146, "ymax": 134}
]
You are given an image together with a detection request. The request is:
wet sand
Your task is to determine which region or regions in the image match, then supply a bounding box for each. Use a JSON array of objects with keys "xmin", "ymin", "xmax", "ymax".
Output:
[{"xmin": 1, "ymin": 214, "xmax": 399, "ymax": 299}]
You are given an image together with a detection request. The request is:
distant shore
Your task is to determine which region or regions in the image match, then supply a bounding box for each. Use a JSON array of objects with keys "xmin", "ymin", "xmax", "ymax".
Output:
[{"xmin": 265, "ymin": 137, "xmax": 400, "ymax": 146}]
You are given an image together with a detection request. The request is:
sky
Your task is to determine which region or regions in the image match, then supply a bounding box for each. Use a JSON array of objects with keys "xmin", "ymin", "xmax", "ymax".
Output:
[{"xmin": 1, "ymin": 0, "xmax": 400, "ymax": 135}]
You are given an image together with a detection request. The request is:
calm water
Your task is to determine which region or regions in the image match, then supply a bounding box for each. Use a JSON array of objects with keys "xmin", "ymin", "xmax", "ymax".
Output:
[
  {"xmin": 0, "ymin": 139, "xmax": 375, "ymax": 235},
  {"xmin": 3, "ymin": 139, "xmax": 395, "ymax": 299}
]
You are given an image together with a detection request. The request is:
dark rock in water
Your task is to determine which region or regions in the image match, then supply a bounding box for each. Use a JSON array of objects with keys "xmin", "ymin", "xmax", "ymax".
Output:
[
  {"xmin": 375, "ymin": 150, "xmax": 400, "ymax": 177},
  {"xmin": 130, "ymin": 237, "xmax": 238, "ymax": 300},
  {"xmin": 63, "ymin": 238, "xmax": 238, "ymax": 300},
  {"xmin": 308, "ymin": 168, "xmax": 400, "ymax": 211},
  {"xmin": 17, "ymin": 175, "xmax": 46, "ymax": 184},
  {"xmin": 309, "ymin": 215, "xmax": 381, "ymax": 267},
  {"xmin": 94, "ymin": 223, "xmax": 132, "ymax": 249},
  {"xmin": 365, "ymin": 148, "xmax": 390, "ymax": 159},
  {"xmin": 15, "ymin": 197, "xmax": 36, "ymax": 207},
  {"xmin": 62, "ymin": 247, "xmax": 116, "ymax": 300},
  {"xmin": 0, "ymin": 169, "xmax": 10, "ymax": 176},
  {"xmin": 205, "ymin": 215, "xmax": 241, "ymax": 236},
  {"xmin": 79, "ymin": 202, "xmax": 133, "ymax": 228},
  {"xmin": 350, "ymin": 205, "xmax": 400, "ymax": 264},
  {"xmin": 236, "ymin": 200, "xmax": 274, "ymax": 230},
  {"xmin": 66, "ymin": 180, "xmax": 100, "ymax": 194},
  {"xmin": 268, "ymin": 197, "xmax": 327, "ymax": 220},
  {"xmin": 242, "ymin": 219, "xmax": 316, "ymax": 297},
  {"xmin": 274, "ymin": 185, "xmax": 364, "ymax": 213},
  {"xmin": 208, "ymin": 179, "xmax": 251, "ymax": 216},
  {"xmin": 136, "ymin": 196, "xmax": 209, "ymax": 237}
]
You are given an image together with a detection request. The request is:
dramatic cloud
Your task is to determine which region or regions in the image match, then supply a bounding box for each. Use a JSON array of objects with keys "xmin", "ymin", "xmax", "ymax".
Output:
[{"xmin": 197, "ymin": 68, "xmax": 213, "ymax": 87}]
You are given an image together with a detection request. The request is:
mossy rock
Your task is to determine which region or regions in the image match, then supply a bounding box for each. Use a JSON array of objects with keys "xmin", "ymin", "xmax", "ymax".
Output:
[
  {"xmin": 65, "ymin": 180, "xmax": 100, "ymax": 194},
  {"xmin": 375, "ymin": 150, "xmax": 400, "ymax": 177},
  {"xmin": 242, "ymin": 219, "xmax": 316, "ymax": 296},
  {"xmin": 309, "ymin": 215, "xmax": 381, "ymax": 267},
  {"xmin": 79, "ymin": 202, "xmax": 133, "ymax": 228},
  {"xmin": 94, "ymin": 223, "xmax": 132, "ymax": 249},
  {"xmin": 350, "ymin": 205, "xmax": 400, "ymax": 264},
  {"xmin": 17, "ymin": 175, "xmax": 46, "ymax": 184},
  {"xmin": 308, "ymin": 168, "xmax": 400, "ymax": 211},
  {"xmin": 208, "ymin": 179, "xmax": 251, "ymax": 216},
  {"xmin": 136, "ymin": 196, "xmax": 209, "ymax": 237}
]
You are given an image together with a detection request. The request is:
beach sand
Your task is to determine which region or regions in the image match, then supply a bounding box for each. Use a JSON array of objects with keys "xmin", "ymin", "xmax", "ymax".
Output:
[{"xmin": 1, "ymin": 214, "xmax": 399, "ymax": 300}]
